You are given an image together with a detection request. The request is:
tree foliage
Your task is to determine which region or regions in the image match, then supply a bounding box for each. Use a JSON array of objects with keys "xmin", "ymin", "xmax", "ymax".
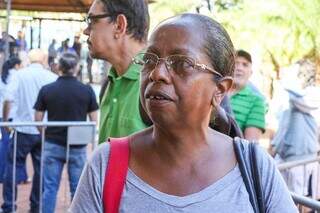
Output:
[{"xmin": 150, "ymin": 0, "xmax": 320, "ymax": 84}]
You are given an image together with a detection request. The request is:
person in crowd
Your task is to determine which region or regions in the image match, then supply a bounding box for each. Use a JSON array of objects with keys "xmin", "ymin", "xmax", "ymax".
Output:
[
  {"xmin": 0, "ymin": 32, "xmax": 18, "ymax": 58},
  {"xmin": 271, "ymin": 88, "xmax": 319, "ymax": 198},
  {"xmin": 71, "ymin": 13, "xmax": 296, "ymax": 213},
  {"xmin": 1, "ymin": 49, "xmax": 57, "ymax": 213},
  {"xmin": 34, "ymin": 52, "xmax": 98, "ymax": 213},
  {"xmin": 16, "ymin": 31, "xmax": 27, "ymax": 52},
  {"xmin": 72, "ymin": 35, "xmax": 82, "ymax": 57},
  {"xmin": 48, "ymin": 39, "xmax": 57, "ymax": 66},
  {"xmin": 229, "ymin": 50, "xmax": 267, "ymax": 141},
  {"xmin": 57, "ymin": 40, "xmax": 65, "ymax": 53},
  {"xmin": 270, "ymin": 60, "xmax": 320, "ymax": 199},
  {"xmin": 58, "ymin": 39, "xmax": 76, "ymax": 54},
  {"xmin": 83, "ymin": 0, "xmax": 150, "ymax": 144},
  {"xmin": 0, "ymin": 57, "xmax": 23, "ymax": 183},
  {"xmin": 72, "ymin": 35, "xmax": 83, "ymax": 81}
]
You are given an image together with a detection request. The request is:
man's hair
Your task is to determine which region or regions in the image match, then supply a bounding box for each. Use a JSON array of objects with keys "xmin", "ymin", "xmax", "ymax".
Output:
[
  {"xmin": 236, "ymin": 50, "xmax": 252, "ymax": 63},
  {"xmin": 58, "ymin": 52, "xmax": 79, "ymax": 75},
  {"xmin": 100, "ymin": 0, "xmax": 150, "ymax": 42}
]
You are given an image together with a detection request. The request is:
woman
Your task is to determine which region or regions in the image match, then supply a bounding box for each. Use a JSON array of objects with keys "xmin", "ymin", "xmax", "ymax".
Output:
[
  {"xmin": 0, "ymin": 57, "xmax": 27, "ymax": 183},
  {"xmin": 71, "ymin": 14, "xmax": 296, "ymax": 212}
]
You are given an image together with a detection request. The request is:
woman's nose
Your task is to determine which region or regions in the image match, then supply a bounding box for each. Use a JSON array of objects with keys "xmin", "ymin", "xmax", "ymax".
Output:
[{"xmin": 148, "ymin": 60, "xmax": 171, "ymax": 83}]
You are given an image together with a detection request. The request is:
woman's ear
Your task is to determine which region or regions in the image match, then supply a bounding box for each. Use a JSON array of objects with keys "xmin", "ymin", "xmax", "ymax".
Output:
[
  {"xmin": 212, "ymin": 77, "xmax": 233, "ymax": 106},
  {"xmin": 114, "ymin": 14, "xmax": 128, "ymax": 39}
]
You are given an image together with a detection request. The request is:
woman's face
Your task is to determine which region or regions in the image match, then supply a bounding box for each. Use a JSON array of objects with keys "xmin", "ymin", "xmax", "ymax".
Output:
[
  {"xmin": 140, "ymin": 24, "xmax": 221, "ymax": 126},
  {"xmin": 15, "ymin": 63, "xmax": 23, "ymax": 70}
]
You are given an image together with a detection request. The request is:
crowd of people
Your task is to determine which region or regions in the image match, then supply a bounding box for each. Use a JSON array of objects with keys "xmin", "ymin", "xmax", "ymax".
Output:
[
  {"xmin": 47, "ymin": 36, "xmax": 95, "ymax": 83},
  {"xmin": 0, "ymin": 0, "xmax": 319, "ymax": 212},
  {"xmin": 0, "ymin": 46, "xmax": 98, "ymax": 212}
]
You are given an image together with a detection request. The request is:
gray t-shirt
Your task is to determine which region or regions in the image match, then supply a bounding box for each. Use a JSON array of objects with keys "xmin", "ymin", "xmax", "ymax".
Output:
[{"xmin": 70, "ymin": 140, "xmax": 297, "ymax": 213}]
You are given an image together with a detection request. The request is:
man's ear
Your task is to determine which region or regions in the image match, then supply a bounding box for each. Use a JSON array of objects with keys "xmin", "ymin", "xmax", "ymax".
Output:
[
  {"xmin": 113, "ymin": 14, "xmax": 127, "ymax": 39},
  {"xmin": 212, "ymin": 77, "xmax": 233, "ymax": 106}
]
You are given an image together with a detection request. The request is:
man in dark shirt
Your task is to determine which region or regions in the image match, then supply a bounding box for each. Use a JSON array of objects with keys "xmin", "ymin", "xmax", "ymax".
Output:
[{"xmin": 34, "ymin": 52, "xmax": 98, "ymax": 213}]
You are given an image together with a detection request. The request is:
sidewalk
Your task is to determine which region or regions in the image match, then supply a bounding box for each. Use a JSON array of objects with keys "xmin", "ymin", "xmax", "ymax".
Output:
[{"xmin": 0, "ymin": 155, "xmax": 71, "ymax": 213}]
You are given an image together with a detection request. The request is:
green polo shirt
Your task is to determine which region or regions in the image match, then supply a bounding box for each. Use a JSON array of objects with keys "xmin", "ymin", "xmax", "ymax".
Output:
[
  {"xmin": 230, "ymin": 85, "xmax": 266, "ymax": 132},
  {"xmin": 98, "ymin": 64, "xmax": 147, "ymax": 144}
]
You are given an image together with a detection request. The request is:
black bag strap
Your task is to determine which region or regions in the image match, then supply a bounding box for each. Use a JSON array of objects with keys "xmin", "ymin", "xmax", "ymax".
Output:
[
  {"xmin": 210, "ymin": 106, "xmax": 244, "ymax": 138},
  {"xmin": 233, "ymin": 138, "xmax": 265, "ymax": 213},
  {"xmin": 250, "ymin": 142, "xmax": 265, "ymax": 212}
]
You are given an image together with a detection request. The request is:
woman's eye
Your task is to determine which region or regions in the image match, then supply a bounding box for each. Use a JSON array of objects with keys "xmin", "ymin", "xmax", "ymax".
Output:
[
  {"xmin": 171, "ymin": 59, "xmax": 192, "ymax": 70},
  {"xmin": 145, "ymin": 58, "xmax": 156, "ymax": 65}
]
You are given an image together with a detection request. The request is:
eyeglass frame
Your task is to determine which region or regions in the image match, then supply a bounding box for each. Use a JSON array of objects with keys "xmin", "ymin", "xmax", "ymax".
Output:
[
  {"xmin": 84, "ymin": 13, "xmax": 112, "ymax": 28},
  {"xmin": 132, "ymin": 52, "xmax": 223, "ymax": 78}
]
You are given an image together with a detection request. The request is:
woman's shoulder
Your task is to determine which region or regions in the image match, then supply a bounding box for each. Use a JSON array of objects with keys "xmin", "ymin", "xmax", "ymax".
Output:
[
  {"xmin": 87, "ymin": 142, "xmax": 111, "ymax": 178},
  {"xmin": 235, "ymin": 138, "xmax": 297, "ymax": 212},
  {"xmin": 235, "ymin": 138, "xmax": 273, "ymax": 170}
]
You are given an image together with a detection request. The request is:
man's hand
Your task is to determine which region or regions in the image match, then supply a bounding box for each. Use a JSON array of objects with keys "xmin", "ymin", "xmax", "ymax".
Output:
[
  {"xmin": 35, "ymin": 111, "xmax": 45, "ymax": 133},
  {"xmin": 2, "ymin": 100, "xmax": 12, "ymax": 132}
]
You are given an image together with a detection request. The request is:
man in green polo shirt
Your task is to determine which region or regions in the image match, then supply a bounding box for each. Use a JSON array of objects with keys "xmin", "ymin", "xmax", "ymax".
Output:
[
  {"xmin": 230, "ymin": 50, "xmax": 266, "ymax": 141},
  {"xmin": 83, "ymin": 0, "xmax": 150, "ymax": 143}
]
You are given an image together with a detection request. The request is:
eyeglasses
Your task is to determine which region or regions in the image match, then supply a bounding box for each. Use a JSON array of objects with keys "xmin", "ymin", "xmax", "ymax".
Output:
[
  {"xmin": 132, "ymin": 53, "xmax": 223, "ymax": 78},
  {"xmin": 84, "ymin": 13, "xmax": 112, "ymax": 28}
]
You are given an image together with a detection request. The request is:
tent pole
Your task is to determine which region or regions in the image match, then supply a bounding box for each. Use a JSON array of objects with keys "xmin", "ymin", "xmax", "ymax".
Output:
[
  {"xmin": 38, "ymin": 18, "xmax": 42, "ymax": 48},
  {"xmin": 5, "ymin": 0, "xmax": 12, "ymax": 60}
]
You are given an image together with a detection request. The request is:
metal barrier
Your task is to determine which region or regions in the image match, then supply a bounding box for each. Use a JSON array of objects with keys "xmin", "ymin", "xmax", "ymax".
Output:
[
  {"xmin": 278, "ymin": 155, "xmax": 320, "ymax": 212},
  {"xmin": 0, "ymin": 121, "xmax": 96, "ymax": 213},
  {"xmin": 291, "ymin": 192, "xmax": 320, "ymax": 211}
]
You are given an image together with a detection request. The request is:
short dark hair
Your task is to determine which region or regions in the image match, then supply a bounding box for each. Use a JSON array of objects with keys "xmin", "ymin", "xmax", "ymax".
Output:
[
  {"xmin": 100, "ymin": 0, "xmax": 150, "ymax": 42},
  {"xmin": 175, "ymin": 14, "xmax": 235, "ymax": 78},
  {"xmin": 58, "ymin": 52, "xmax": 79, "ymax": 75},
  {"xmin": 236, "ymin": 49, "xmax": 252, "ymax": 63}
]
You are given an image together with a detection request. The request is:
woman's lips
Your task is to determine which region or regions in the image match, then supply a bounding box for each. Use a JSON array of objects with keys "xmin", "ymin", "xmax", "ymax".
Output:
[{"xmin": 145, "ymin": 90, "xmax": 174, "ymax": 107}]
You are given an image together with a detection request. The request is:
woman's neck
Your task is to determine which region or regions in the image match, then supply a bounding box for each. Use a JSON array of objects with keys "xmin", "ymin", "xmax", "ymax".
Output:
[{"xmin": 151, "ymin": 125, "xmax": 214, "ymax": 167}]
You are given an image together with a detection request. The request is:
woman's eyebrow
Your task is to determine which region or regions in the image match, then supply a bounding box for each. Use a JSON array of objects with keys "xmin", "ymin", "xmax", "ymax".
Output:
[
  {"xmin": 146, "ymin": 46, "xmax": 160, "ymax": 55},
  {"xmin": 170, "ymin": 48, "xmax": 194, "ymax": 56}
]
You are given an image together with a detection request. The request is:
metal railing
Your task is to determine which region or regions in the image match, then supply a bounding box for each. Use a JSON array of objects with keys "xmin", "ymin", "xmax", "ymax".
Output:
[
  {"xmin": 0, "ymin": 121, "xmax": 96, "ymax": 213},
  {"xmin": 291, "ymin": 192, "xmax": 320, "ymax": 211},
  {"xmin": 278, "ymin": 156, "xmax": 320, "ymax": 171},
  {"xmin": 278, "ymin": 155, "xmax": 320, "ymax": 212}
]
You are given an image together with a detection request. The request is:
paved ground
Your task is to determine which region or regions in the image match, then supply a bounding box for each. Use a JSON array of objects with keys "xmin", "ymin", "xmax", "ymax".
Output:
[
  {"xmin": 0, "ymin": 154, "xmax": 71, "ymax": 213},
  {"xmin": 0, "ymin": 143, "xmax": 96, "ymax": 213}
]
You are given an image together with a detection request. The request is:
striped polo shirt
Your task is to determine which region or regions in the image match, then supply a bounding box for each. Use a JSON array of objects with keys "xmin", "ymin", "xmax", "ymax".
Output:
[{"xmin": 230, "ymin": 85, "xmax": 266, "ymax": 132}]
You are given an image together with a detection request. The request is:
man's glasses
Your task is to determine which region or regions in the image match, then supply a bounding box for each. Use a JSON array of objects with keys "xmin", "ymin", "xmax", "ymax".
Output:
[
  {"xmin": 132, "ymin": 52, "xmax": 223, "ymax": 78},
  {"xmin": 84, "ymin": 13, "xmax": 112, "ymax": 28}
]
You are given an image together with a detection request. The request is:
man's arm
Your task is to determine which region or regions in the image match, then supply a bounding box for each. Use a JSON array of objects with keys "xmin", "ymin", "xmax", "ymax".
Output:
[
  {"xmin": 3, "ymin": 100, "xmax": 11, "ymax": 122},
  {"xmin": 2, "ymin": 100, "xmax": 12, "ymax": 132},
  {"xmin": 3, "ymin": 72, "xmax": 19, "ymax": 125},
  {"xmin": 244, "ymin": 127, "xmax": 263, "ymax": 141},
  {"xmin": 35, "ymin": 111, "xmax": 45, "ymax": 133},
  {"xmin": 88, "ymin": 110, "xmax": 98, "ymax": 122},
  {"xmin": 245, "ymin": 95, "xmax": 266, "ymax": 141}
]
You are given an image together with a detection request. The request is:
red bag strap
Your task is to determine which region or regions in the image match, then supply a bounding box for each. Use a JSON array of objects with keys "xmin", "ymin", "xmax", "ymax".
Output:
[{"xmin": 103, "ymin": 137, "xmax": 130, "ymax": 213}]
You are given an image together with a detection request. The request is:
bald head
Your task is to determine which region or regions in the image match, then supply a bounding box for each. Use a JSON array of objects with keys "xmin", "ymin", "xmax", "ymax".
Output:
[{"xmin": 28, "ymin": 49, "xmax": 46, "ymax": 65}]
